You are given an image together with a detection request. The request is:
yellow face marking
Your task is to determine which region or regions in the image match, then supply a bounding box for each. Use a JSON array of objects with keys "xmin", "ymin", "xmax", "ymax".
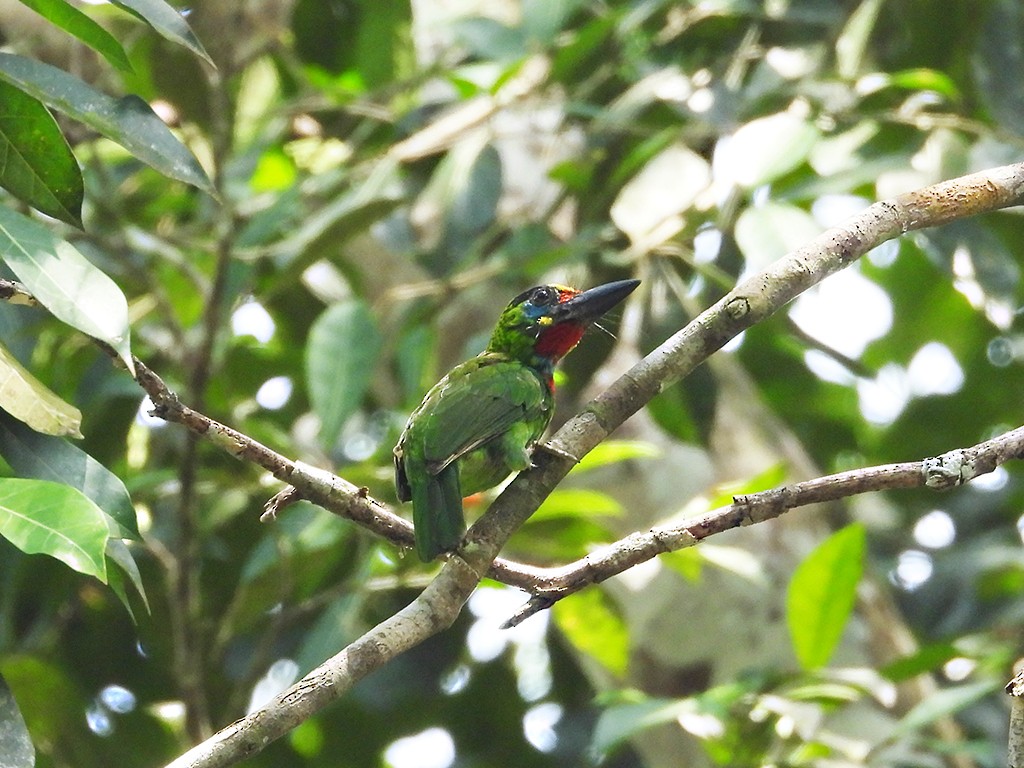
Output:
[{"xmin": 538, "ymin": 316, "xmax": 553, "ymax": 326}]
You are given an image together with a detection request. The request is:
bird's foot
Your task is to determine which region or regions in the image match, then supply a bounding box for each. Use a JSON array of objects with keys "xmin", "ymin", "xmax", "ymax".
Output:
[{"xmin": 534, "ymin": 440, "xmax": 581, "ymax": 465}]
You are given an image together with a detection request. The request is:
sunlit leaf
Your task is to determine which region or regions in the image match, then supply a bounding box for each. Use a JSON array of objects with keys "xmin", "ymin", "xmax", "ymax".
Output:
[
  {"xmin": 787, "ymin": 523, "xmax": 865, "ymax": 670},
  {"xmin": 0, "ymin": 81, "xmax": 82, "ymax": 227},
  {"xmin": 0, "ymin": 205, "xmax": 133, "ymax": 372},
  {"xmin": 0, "ymin": 409, "xmax": 139, "ymax": 538},
  {"xmin": 305, "ymin": 299, "xmax": 382, "ymax": 449},
  {"xmin": 570, "ymin": 440, "xmax": 660, "ymax": 474},
  {"xmin": 16, "ymin": 0, "xmax": 133, "ymax": 72},
  {"xmin": 0, "ymin": 342, "xmax": 82, "ymax": 437},
  {"xmin": 611, "ymin": 143, "xmax": 710, "ymax": 245},
  {"xmin": 108, "ymin": 0, "xmax": 212, "ymax": 65},
  {"xmin": 553, "ymin": 588, "xmax": 629, "ymax": 676},
  {"xmin": 735, "ymin": 201, "xmax": 822, "ymax": 270},
  {"xmin": 0, "ymin": 477, "xmax": 108, "ymax": 581},
  {"xmin": 0, "ymin": 53, "xmax": 213, "ymax": 193},
  {"xmin": 835, "ymin": 0, "xmax": 883, "ymax": 79},
  {"xmin": 530, "ymin": 488, "xmax": 622, "ymax": 521},
  {"xmin": 716, "ymin": 112, "xmax": 819, "ymax": 188},
  {"xmin": 0, "ymin": 672, "xmax": 33, "ymax": 768}
]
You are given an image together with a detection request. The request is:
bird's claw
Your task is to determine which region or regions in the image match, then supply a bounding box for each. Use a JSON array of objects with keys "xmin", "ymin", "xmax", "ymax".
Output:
[{"xmin": 534, "ymin": 440, "xmax": 580, "ymax": 464}]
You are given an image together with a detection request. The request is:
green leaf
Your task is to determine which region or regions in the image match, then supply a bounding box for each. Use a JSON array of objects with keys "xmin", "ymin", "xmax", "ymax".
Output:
[
  {"xmin": 109, "ymin": 0, "xmax": 213, "ymax": 66},
  {"xmin": 0, "ymin": 477, "xmax": 109, "ymax": 581},
  {"xmin": 553, "ymin": 588, "xmax": 629, "ymax": 676},
  {"xmin": 0, "ymin": 53, "xmax": 213, "ymax": 194},
  {"xmin": 105, "ymin": 537, "xmax": 149, "ymax": 616},
  {"xmin": 0, "ymin": 672, "xmax": 33, "ymax": 768},
  {"xmin": 16, "ymin": 0, "xmax": 133, "ymax": 72},
  {"xmin": 786, "ymin": 523, "xmax": 866, "ymax": 670},
  {"xmin": 592, "ymin": 695, "xmax": 692, "ymax": 755},
  {"xmin": 0, "ymin": 81, "xmax": 83, "ymax": 227},
  {"xmin": 305, "ymin": 299, "xmax": 382, "ymax": 449},
  {"xmin": 0, "ymin": 342, "xmax": 82, "ymax": 437},
  {"xmin": 891, "ymin": 680, "xmax": 1001, "ymax": 739},
  {"xmin": 570, "ymin": 440, "xmax": 660, "ymax": 474},
  {"xmin": 0, "ymin": 408, "xmax": 139, "ymax": 538},
  {"xmin": 530, "ymin": 488, "xmax": 622, "ymax": 521},
  {"xmin": 835, "ymin": 0, "xmax": 883, "ymax": 79},
  {"xmin": 0, "ymin": 205, "xmax": 134, "ymax": 371}
]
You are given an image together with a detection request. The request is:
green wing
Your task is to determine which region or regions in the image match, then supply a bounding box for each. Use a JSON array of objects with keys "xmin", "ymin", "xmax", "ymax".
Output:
[{"xmin": 417, "ymin": 357, "xmax": 549, "ymax": 475}]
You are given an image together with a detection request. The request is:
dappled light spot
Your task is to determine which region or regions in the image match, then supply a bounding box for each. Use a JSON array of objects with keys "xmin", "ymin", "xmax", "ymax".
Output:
[
  {"xmin": 913, "ymin": 510, "xmax": 956, "ymax": 549},
  {"xmin": 907, "ymin": 342, "xmax": 963, "ymax": 396},
  {"xmin": 890, "ymin": 549, "xmax": 933, "ymax": 591},
  {"xmin": 384, "ymin": 727, "xmax": 455, "ymax": 768}
]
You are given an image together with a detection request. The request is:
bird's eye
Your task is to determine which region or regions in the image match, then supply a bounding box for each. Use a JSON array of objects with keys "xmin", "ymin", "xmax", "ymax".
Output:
[{"xmin": 531, "ymin": 286, "xmax": 556, "ymax": 306}]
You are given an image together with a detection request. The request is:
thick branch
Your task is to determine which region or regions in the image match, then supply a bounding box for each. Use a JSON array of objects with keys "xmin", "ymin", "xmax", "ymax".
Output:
[{"xmin": 502, "ymin": 424, "xmax": 1024, "ymax": 627}]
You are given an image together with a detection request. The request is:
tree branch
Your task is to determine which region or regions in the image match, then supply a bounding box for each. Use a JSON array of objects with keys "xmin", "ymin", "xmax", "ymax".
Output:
[{"xmin": 501, "ymin": 424, "xmax": 1024, "ymax": 627}]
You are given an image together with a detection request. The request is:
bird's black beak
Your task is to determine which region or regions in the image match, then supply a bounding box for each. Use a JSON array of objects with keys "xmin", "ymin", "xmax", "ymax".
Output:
[{"xmin": 555, "ymin": 279, "xmax": 640, "ymax": 323}]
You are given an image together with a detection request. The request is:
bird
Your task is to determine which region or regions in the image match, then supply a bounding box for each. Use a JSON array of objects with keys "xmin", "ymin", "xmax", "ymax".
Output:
[{"xmin": 393, "ymin": 279, "xmax": 640, "ymax": 561}]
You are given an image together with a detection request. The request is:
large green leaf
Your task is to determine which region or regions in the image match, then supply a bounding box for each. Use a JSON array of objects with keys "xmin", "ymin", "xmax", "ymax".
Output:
[
  {"xmin": 0, "ymin": 477, "xmax": 109, "ymax": 581},
  {"xmin": 0, "ymin": 342, "xmax": 82, "ymax": 437},
  {"xmin": 0, "ymin": 80, "xmax": 83, "ymax": 227},
  {"xmin": 0, "ymin": 672, "xmax": 33, "ymax": 768},
  {"xmin": 305, "ymin": 299, "xmax": 382, "ymax": 449},
  {"xmin": 109, "ymin": 0, "xmax": 213, "ymax": 66},
  {"xmin": 0, "ymin": 409, "xmax": 139, "ymax": 539},
  {"xmin": 786, "ymin": 523, "xmax": 865, "ymax": 670},
  {"xmin": 16, "ymin": 0, "xmax": 133, "ymax": 72},
  {"xmin": 0, "ymin": 53, "xmax": 213, "ymax": 194},
  {"xmin": 0, "ymin": 205, "xmax": 133, "ymax": 371}
]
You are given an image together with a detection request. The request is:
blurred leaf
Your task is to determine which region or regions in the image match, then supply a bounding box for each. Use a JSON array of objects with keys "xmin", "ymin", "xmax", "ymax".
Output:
[
  {"xmin": 881, "ymin": 642, "xmax": 960, "ymax": 682},
  {"xmin": 0, "ymin": 409, "xmax": 139, "ymax": 539},
  {"xmin": 0, "ymin": 53, "xmax": 214, "ymax": 194},
  {"xmin": 706, "ymin": 463, "xmax": 788, "ymax": 509},
  {"xmin": 592, "ymin": 695, "xmax": 691, "ymax": 756},
  {"xmin": 0, "ymin": 342, "xmax": 82, "ymax": 438},
  {"xmin": 530, "ymin": 488, "xmax": 622, "ymax": 521},
  {"xmin": 735, "ymin": 202, "xmax": 822, "ymax": 270},
  {"xmin": 0, "ymin": 672, "xmax": 33, "ymax": 768},
  {"xmin": 787, "ymin": 523, "xmax": 865, "ymax": 670},
  {"xmin": 717, "ymin": 112, "xmax": 819, "ymax": 188},
  {"xmin": 974, "ymin": 0, "xmax": 1024, "ymax": 130},
  {"xmin": 890, "ymin": 680, "xmax": 1001, "ymax": 738},
  {"xmin": 109, "ymin": 0, "xmax": 213, "ymax": 66},
  {"xmin": 570, "ymin": 440, "xmax": 660, "ymax": 473},
  {"xmin": 835, "ymin": 0, "xmax": 883, "ymax": 79},
  {"xmin": 450, "ymin": 17, "xmax": 526, "ymax": 61},
  {"xmin": 0, "ymin": 205, "xmax": 133, "ymax": 371},
  {"xmin": 305, "ymin": 299, "xmax": 382, "ymax": 448},
  {"xmin": 522, "ymin": 0, "xmax": 587, "ymax": 44},
  {"xmin": 610, "ymin": 143, "xmax": 710, "ymax": 245},
  {"xmin": 0, "ymin": 477, "xmax": 108, "ymax": 581},
  {"xmin": 0, "ymin": 81, "xmax": 83, "ymax": 227},
  {"xmin": 17, "ymin": 0, "xmax": 133, "ymax": 72},
  {"xmin": 553, "ymin": 588, "xmax": 629, "ymax": 676},
  {"xmin": 660, "ymin": 547, "xmax": 702, "ymax": 582}
]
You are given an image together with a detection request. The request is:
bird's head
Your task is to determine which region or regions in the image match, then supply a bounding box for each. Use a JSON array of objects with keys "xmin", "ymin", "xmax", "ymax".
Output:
[{"xmin": 487, "ymin": 279, "xmax": 640, "ymax": 376}]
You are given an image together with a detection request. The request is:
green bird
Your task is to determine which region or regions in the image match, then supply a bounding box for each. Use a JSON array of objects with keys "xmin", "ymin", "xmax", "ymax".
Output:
[{"xmin": 394, "ymin": 279, "xmax": 640, "ymax": 561}]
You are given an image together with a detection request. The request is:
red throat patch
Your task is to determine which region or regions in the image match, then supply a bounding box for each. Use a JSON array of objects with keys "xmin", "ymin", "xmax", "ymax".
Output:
[{"xmin": 535, "ymin": 322, "xmax": 586, "ymax": 362}]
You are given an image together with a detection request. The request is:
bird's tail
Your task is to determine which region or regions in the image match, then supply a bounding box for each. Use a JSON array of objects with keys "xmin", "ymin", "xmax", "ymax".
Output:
[{"xmin": 412, "ymin": 465, "xmax": 465, "ymax": 562}]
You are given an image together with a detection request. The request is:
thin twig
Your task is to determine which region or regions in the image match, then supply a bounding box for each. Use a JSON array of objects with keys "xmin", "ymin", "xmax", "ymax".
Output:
[{"xmin": 502, "ymin": 425, "xmax": 1024, "ymax": 627}]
